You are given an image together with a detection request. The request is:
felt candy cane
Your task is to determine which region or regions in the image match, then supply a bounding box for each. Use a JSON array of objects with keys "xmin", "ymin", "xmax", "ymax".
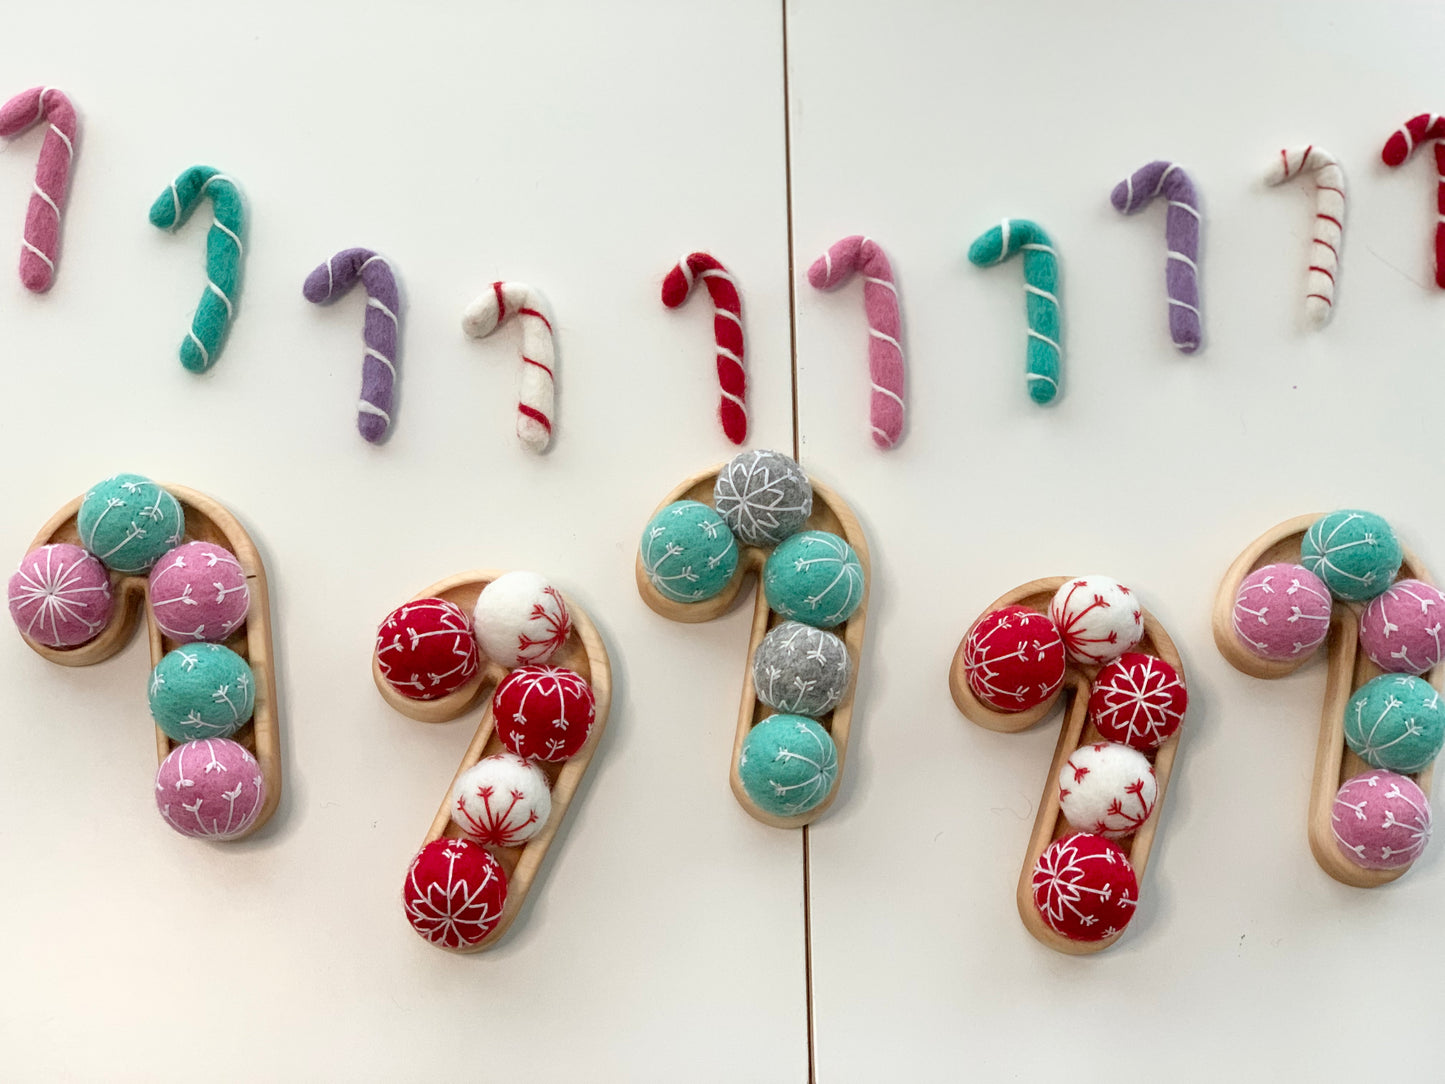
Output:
[
  {"xmin": 1265, "ymin": 146, "xmax": 1345, "ymax": 327},
  {"xmin": 661, "ymin": 252, "xmax": 746, "ymax": 445},
  {"xmin": 149, "ymin": 166, "xmax": 245, "ymax": 373},
  {"xmin": 1110, "ymin": 161, "xmax": 1202, "ymax": 353},
  {"xmin": 0, "ymin": 87, "xmax": 76, "ymax": 292},
  {"xmin": 967, "ymin": 220, "xmax": 1061, "ymax": 405},
  {"xmin": 806, "ymin": 236, "xmax": 905, "ymax": 449},
  {"xmin": 303, "ymin": 248, "xmax": 400, "ymax": 443},
  {"xmin": 1381, "ymin": 114, "xmax": 1445, "ymax": 288},
  {"xmin": 462, "ymin": 282, "xmax": 556, "ymax": 453}
]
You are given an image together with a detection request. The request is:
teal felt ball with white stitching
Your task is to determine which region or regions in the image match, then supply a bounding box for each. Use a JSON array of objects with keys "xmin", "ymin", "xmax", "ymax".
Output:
[
  {"xmin": 77, "ymin": 474, "xmax": 185, "ymax": 574},
  {"xmin": 148, "ymin": 643, "xmax": 256, "ymax": 742},
  {"xmin": 640, "ymin": 500, "xmax": 738, "ymax": 603},
  {"xmin": 763, "ymin": 530, "xmax": 864, "ymax": 628},
  {"xmin": 1301, "ymin": 510, "xmax": 1402, "ymax": 602},
  {"xmin": 737, "ymin": 713, "xmax": 839, "ymax": 817},
  {"xmin": 1344, "ymin": 674, "xmax": 1445, "ymax": 773}
]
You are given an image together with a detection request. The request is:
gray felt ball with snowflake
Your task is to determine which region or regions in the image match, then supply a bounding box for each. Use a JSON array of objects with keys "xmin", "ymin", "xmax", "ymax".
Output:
[
  {"xmin": 713, "ymin": 449, "xmax": 813, "ymax": 547},
  {"xmin": 752, "ymin": 621, "xmax": 851, "ymax": 717}
]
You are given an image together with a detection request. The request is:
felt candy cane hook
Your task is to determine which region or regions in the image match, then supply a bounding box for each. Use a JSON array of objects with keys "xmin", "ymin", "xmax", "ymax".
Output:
[
  {"xmin": 1110, "ymin": 161, "xmax": 1202, "ymax": 353},
  {"xmin": 1265, "ymin": 146, "xmax": 1345, "ymax": 327},
  {"xmin": 967, "ymin": 220, "xmax": 1061, "ymax": 405},
  {"xmin": 149, "ymin": 166, "xmax": 245, "ymax": 373},
  {"xmin": 807, "ymin": 236, "xmax": 905, "ymax": 449},
  {"xmin": 0, "ymin": 87, "xmax": 77, "ymax": 292},
  {"xmin": 462, "ymin": 282, "xmax": 556, "ymax": 453},
  {"xmin": 661, "ymin": 252, "xmax": 747, "ymax": 445},
  {"xmin": 303, "ymin": 248, "xmax": 400, "ymax": 443},
  {"xmin": 1381, "ymin": 114, "xmax": 1445, "ymax": 288}
]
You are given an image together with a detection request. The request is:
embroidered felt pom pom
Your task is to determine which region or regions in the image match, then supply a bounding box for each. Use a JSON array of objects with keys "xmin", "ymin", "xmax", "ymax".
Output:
[
  {"xmin": 1231, "ymin": 562, "xmax": 1332, "ymax": 662},
  {"xmin": 1300, "ymin": 510, "xmax": 1402, "ymax": 602},
  {"xmin": 1332, "ymin": 770, "xmax": 1432, "ymax": 870},
  {"xmin": 451, "ymin": 753, "xmax": 552, "ymax": 848},
  {"xmin": 1031, "ymin": 832, "xmax": 1138, "ymax": 942},
  {"xmin": 713, "ymin": 449, "xmax": 812, "ymax": 547},
  {"xmin": 8, "ymin": 543, "xmax": 112, "ymax": 648},
  {"xmin": 764, "ymin": 530, "xmax": 865, "ymax": 629},
  {"xmin": 77, "ymin": 474, "xmax": 185, "ymax": 574},
  {"xmin": 962, "ymin": 604, "xmax": 1066, "ymax": 713},
  {"xmin": 1058, "ymin": 741, "xmax": 1158, "ymax": 839},
  {"xmin": 147, "ymin": 643, "xmax": 255, "ymax": 743},
  {"xmin": 375, "ymin": 598, "xmax": 479, "ymax": 701},
  {"xmin": 471, "ymin": 571, "xmax": 571, "ymax": 668},
  {"xmin": 1359, "ymin": 580, "xmax": 1445, "ymax": 675},
  {"xmin": 752, "ymin": 621, "xmax": 851, "ymax": 717},
  {"xmin": 403, "ymin": 837, "xmax": 507, "ymax": 949},
  {"xmin": 737, "ymin": 713, "xmax": 839, "ymax": 817},
  {"xmin": 492, "ymin": 665, "xmax": 597, "ymax": 763},
  {"xmin": 640, "ymin": 500, "xmax": 739, "ymax": 603},
  {"xmin": 1088, "ymin": 653, "xmax": 1187, "ymax": 752},
  {"xmin": 1344, "ymin": 674, "xmax": 1445, "ymax": 773},
  {"xmin": 154, "ymin": 737, "xmax": 265, "ymax": 840},
  {"xmin": 147, "ymin": 541, "xmax": 249, "ymax": 643},
  {"xmin": 1049, "ymin": 576, "xmax": 1143, "ymax": 667}
]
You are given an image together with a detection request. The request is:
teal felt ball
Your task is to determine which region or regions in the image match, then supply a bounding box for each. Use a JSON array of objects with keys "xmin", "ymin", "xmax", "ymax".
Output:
[
  {"xmin": 737, "ymin": 713, "xmax": 839, "ymax": 817},
  {"xmin": 77, "ymin": 474, "xmax": 185, "ymax": 574},
  {"xmin": 1301, "ymin": 510, "xmax": 1402, "ymax": 602},
  {"xmin": 763, "ymin": 530, "xmax": 865, "ymax": 628},
  {"xmin": 148, "ymin": 643, "xmax": 256, "ymax": 742},
  {"xmin": 1344, "ymin": 674, "xmax": 1445, "ymax": 773},
  {"xmin": 640, "ymin": 500, "xmax": 739, "ymax": 603}
]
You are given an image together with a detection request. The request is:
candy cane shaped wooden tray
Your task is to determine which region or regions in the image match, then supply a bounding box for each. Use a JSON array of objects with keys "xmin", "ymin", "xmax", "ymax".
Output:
[
  {"xmin": 19, "ymin": 485, "xmax": 282, "ymax": 838},
  {"xmin": 373, "ymin": 570, "xmax": 612, "ymax": 953},
  {"xmin": 949, "ymin": 577, "xmax": 1185, "ymax": 955},
  {"xmin": 1213, "ymin": 515, "xmax": 1443, "ymax": 887},
  {"xmin": 635, "ymin": 465, "xmax": 870, "ymax": 829}
]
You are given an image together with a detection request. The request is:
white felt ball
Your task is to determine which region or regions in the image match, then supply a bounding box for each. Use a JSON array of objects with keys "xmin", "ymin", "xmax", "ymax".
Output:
[
  {"xmin": 472, "ymin": 570, "xmax": 572, "ymax": 668},
  {"xmin": 1057, "ymin": 741, "xmax": 1157, "ymax": 839},
  {"xmin": 451, "ymin": 753, "xmax": 552, "ymax": 849},
  {"xmin": 1049, "ymin": 576, "xmax": 1144, "ymax": 666}
]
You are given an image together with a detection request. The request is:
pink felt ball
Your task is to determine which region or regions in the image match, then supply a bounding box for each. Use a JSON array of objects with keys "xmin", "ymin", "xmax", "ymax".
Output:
[
  {"xmin": 1331, "ymin": 770, "xmax": 1432, "ymax": 870},
  {"xmin": 1231, "ymin": 563, "xmax": 1332, "ymax": 662},
  {"xmin": 147, "ymin": 541, "xmax": 251, "ymax": 643},
  {"xmin": 154, "ymin": 738, "xmax": 266, "ymax": 840},
  {"xmin": 8, "ymin": 543, "xmax": 113, "ymax": 648},
  {"xmin": 1359, "ymin": 580, "xmax": 1445, "ymax": 675}
]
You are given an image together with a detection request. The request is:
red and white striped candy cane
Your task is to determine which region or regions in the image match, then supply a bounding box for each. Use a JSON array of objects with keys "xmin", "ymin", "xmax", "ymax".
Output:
[
  {"xmin": 462, "ymin": 282, "xmax": 555, "ymax": 453},
  {"xmin": 1265, "ymin": 145, "xmax": 1345, "ymax": 327},
  {"xmin": 1381, "ymin": 114, "xmax": 1445, "ymax": 288},
  {"xmin": 661, "ymin": 252, "xmax": 746, "ymax": 444},
  {"xmin": 807, "ymin": 235, "xmax": 905, "ymax": 449},
  {"xmin": 0, "ymin": 86, "xmax": 77, "ymax": 292}
]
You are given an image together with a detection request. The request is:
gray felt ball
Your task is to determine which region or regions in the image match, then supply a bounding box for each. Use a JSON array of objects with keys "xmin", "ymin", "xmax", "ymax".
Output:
[
  {"xmin": 752, "ymin": 621, "xmax": 852, "ymax": 717},
  {"xmin": 713, "ymin": 449, "xmax": 813, "ymax": 548}
]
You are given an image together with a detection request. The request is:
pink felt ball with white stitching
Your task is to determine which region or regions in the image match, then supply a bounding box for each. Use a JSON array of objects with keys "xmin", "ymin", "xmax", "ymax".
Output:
[
  {"xmin": 1359, "ymin": 580, "xmax": 1445, "ymax": 675},
  {"xmin": 1331, "ymin": 770, "xmax": 1432, "ymax": 870},
  {"xmin": 1049, "ymin": 576, "xmax": 1144, "ymax": 666},
  {"xmin": 472, "ymin": 570, "xmax": 572, "ymax": 668},
  {"xmin": 147, "ymin": 541, "xmax": 250, "ymax": 643},
  {"xmin": 8, "ymin": 543, "xmax": 113, "ymax": 648},
  {"xmin": 154, "ymin": 738, "xmax": 266, "ymax": 840},
  {"xmin": 1231, "ymin": 563, "xmax": 1332, "ymax": 662},
  {"xmin": 451, "ymin": 753, "xmax": 553, "ymax": 848},
  {"xmin": 1058, "ymin": 741, "xmax": 1157, "ymax": 838}
]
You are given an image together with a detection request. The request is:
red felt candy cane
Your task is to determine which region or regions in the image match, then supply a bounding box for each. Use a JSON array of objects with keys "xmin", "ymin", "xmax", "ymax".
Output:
[
  {"xmin": 662, "ymin": 252, "xmax": 746, "ymax": 444},
  {"xmin": 0, "ymin": 87, "xmax": 77, "ymax": 292},
  {"xmin": 1382, "ymin": 113, "xmax": 1445, "ymax": 288}
]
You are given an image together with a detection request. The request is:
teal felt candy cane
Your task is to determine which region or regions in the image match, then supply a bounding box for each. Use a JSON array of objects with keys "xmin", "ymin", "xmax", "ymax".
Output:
[
  {"xmin": 968, "ymin": 219, "xmax": 1061, "ymax": 405},
  {"xmin": 149, "ymin": 166, "xmax": 245, "ymax": 372}
]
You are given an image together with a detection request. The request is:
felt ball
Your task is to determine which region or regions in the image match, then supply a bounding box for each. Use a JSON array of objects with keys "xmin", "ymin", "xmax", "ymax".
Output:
[
  {"xmin": 640, "ymin": 500, "xmax": 739, "ymax": 603},
  {"xmin": 148, "ymin": 643, "xmax": 255, "ymax": 742},
  {"xmin": 146, "ymin": 541, "xmax": 249, "ymax": 643},
  {"xmin": 1058, "ymin": 741, "xmax": 1158, "ymax": 838},
  {"xmin": 763, "ymin": 530, "xmax": 865, "ymax": 629},
  {"xmin": 154, "ymin": 738, "xmax": 265, "ymax": 840},
  {"xmin": 1331, "ymin": 769, "xmax": 1433, "ymax": 870},
  {"xmin": 493, "ymin": 665, "xmax": 597, "ymax": 762},
  {"xmin": 76, "ymin": 474, "xmax": 185, "ymax": 574},
  {"xmin": 1089, "ymin": 653, "xmax": 1188, "ymax": 752},
  {"xmin": 752, "ymin": 621, "xmax": 852, "ymax": 717},
  {"xmin": 1301, "ymin": 509, "xmax": 1403, "ymax": 602},
  {"xmin": 1049, "ymin": 576, "xmax": 1144, "ymax": 666},
  {"xmin": 1230, "ymin": 562, "xmax": 1332, "ymax": 662},
  {"xmin": 738, "ymin": 713, "xmax": 839, "ymax": 817},
  {"xmin": 451, "ymin": 753, "xmax": 553, "ymax": 848},
  {"xmin": 402, "ymin": 837, "xmax": 507, "ymax": 949},
  {"xmin": 471, "ymin": 570, "xmax": 572, "ymax": 668},
  {"xmin": 961, "ymin": 605, "xmax": 1066, "ymax": 713},
  {"xmin": 713, "ymin": 449, "xmax": 814, "ymax": 547},
  {"xmin": 1360, "ymin": 580, "xmax": 1445, "ymax": 675},
  {"xmin": 1031, "ymin": 832, "xmax": 1138, "ymax": 942},
  {"xmin": 8, "ymin": 543, "xmax": 113, "ymax": 647},
  {"xmin": 375, "ymin": 598, "xmax": 479, "ymax": 701},
  {"xmin": 1344, "ymin": 674, "xmax": 1445, "ymax": 773}
]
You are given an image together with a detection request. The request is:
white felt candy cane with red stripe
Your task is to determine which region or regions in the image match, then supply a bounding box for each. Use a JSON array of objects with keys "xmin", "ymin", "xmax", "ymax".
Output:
[
  {"xmin": 462, "ymin": 282, "xmax": 555, "ymax": 453},
  {"xmin": 1265, "ymin": 145, "xmax": 1344, "ymax": 327},
  {"xmin": 661, "ymin": 252, "xmax": 747, "ymax": 444}
]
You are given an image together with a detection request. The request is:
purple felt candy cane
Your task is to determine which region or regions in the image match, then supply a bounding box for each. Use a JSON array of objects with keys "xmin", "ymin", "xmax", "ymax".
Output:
[
  {"xmin": 1110, "ymin": 161, "xmax": 1201, "ymax": 354},
  {"xmin": 303, "ymin": 248, "xmax": 400, "ymax": 442}
]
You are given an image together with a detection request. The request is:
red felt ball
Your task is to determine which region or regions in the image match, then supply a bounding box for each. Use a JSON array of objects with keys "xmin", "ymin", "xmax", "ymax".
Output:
[
  {"xmin": 1089, "ymin": 653, "xmax": 1188, "ymax": 752},
  {"xmin": 493, "ymin": 665, "xmax": 597, "ymax": 762},
  {"xmin": 962, "ymin": 605, "xmax": 1066, "ymax": 713},
  {"xmin": 375, "ymin": 598, "xmax": 479, "ymax": 701},
  {"xmin": 402, "ymin": 837, "xmax": 507, "ymax": 949},
  {"xmin": 1031, "ymin": 832, "xmax": 1138, "ymax": 942}
]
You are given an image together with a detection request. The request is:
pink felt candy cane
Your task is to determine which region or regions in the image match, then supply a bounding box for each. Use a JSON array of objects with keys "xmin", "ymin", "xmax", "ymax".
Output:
[
  {"xmin": 0, "ymin": 87, "xmax": 77, "ymax": 292},
  {"xmin": 807, "ymin": 236, "xmax": 905, "ymax": 449}
]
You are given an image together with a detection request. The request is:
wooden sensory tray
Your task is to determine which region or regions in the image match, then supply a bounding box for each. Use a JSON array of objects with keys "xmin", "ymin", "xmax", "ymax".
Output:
[
  {"xmin": 635, "ymin": 465, "xmax": 870, "ymax": 829},
  {"xmin": 19, "ymin": 485, "xmax": 282, "ymax": 839},
  {"xmin": 949, "ymin": 577, "xmax": 1184, "ymax": 955},
  {"xmin": 374, "ymin": 570, "xmax": 612, "ymax": 953},
  {"xmin": 1213, "ymin": 514, "xmax": 1443, "ymax": 888}
]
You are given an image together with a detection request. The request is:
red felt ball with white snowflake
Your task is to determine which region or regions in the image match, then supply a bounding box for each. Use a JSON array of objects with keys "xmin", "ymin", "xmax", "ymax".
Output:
[
  {"xmin": 1050, "ymin": 575, "xmax": 1144, "ymax": 666},
  {"xmin": 962, "ymin": 605, "xmax": 1066, "ymax": 713},
  {"xmin": 375, "ymin": 598, "xmax": 480, "ymax": 701},
  {"xmin": 1031, "ymin": 832, "xmax": 1139, "ymax": 942},
  {"xmin": 1058, "ymin": 741, "xmax": 1157, "ymax": 838},
  {"xmin": 402, "ymin": 837, "xmax": 508, "ymax": 949},
  {"xmin": 493, "ymin": 665, "xmax": 597, "ymax": 762},
  {"xmin": 1089, "ymin": 653, "xmax": 1188, "ymax": 752}
]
